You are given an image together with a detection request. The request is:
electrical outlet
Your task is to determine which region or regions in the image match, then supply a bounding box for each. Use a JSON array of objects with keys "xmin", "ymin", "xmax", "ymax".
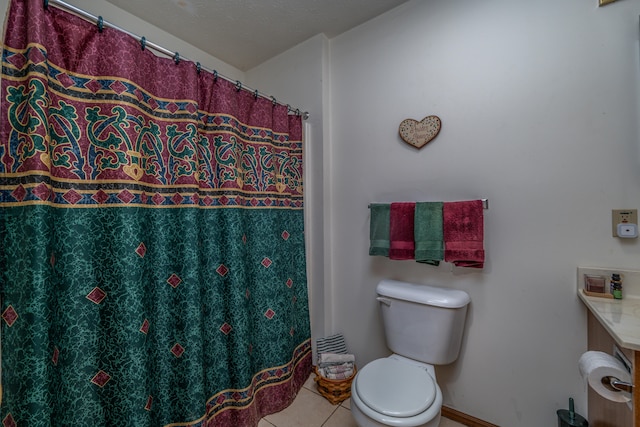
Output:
[{"xmin": 612, "ymin": 209, "xmax": 638, "ymax": 237}]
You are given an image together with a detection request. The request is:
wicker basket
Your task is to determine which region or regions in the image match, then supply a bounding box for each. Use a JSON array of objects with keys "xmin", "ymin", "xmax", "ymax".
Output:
[{"xmin": 313, "ymin": 365, "xmax": 357, "ymax": 405}]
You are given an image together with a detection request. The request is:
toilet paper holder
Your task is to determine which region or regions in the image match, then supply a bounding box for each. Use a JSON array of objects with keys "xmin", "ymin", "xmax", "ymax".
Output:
[{"xmin": 601, "ymin": 376, "xmax": 634, "ymax": 394}]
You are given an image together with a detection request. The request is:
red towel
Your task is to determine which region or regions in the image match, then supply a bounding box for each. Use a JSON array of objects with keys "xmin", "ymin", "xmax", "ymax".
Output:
[
  {"xmin": 443, "ymin": 200, "xmax": 484, "ymax": 268},
  {"xmin": 389, "ymin": 202, "xmax": 416, "ymax": 260}
]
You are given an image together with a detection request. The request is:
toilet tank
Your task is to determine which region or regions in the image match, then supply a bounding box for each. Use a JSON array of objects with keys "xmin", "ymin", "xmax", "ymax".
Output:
[{"xmin": 376, "ymin": 280, "xmax": 470, "ymax": 365}]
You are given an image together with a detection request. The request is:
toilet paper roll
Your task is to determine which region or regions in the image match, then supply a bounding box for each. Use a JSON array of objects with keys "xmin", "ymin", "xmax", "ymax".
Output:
[{"xmin": 578, "ymin": 351, "xmax": 632, "ymax": 403}]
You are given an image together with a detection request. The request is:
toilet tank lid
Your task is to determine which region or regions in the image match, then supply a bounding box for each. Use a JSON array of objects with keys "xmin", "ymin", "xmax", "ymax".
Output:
[{"xmin": 377, "ymin": 280, "xmax": 470, "ymax": 308}]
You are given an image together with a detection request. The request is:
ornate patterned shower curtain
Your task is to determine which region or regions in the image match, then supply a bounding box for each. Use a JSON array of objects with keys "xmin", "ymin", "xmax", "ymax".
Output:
[{"xmin": 0, "ymin": 0, "xmax": 311, "ymax": 425}]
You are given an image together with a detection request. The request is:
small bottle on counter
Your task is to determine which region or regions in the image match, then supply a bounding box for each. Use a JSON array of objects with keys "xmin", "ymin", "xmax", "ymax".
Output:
[{"xmin": 610, "ymin": 273, "xmax": 623, "ymax": 299}]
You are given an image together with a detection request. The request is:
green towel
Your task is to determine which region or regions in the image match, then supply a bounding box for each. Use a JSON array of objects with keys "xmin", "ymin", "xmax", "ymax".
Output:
[
  {"xmin": 414, "ymin": 202, "xmax": 443, "ymax": 265},
  {"xmin": 369, "ymin": 203, "xmax": 390, "ymax": 256}
]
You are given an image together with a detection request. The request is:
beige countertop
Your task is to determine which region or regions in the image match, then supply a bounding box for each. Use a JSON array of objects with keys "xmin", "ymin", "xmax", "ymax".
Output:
[
  {"xmin": 578, "ymin": 291, "xmax": 640, "ymax": 351},
  {"xmin": 578, "ymin": 267, "xmax": 640, "ymax": 351}
]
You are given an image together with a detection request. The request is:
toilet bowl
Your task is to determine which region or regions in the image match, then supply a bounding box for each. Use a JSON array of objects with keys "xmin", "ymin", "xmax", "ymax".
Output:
[{"xmin": 350, "ymin": 355, "xmax": 442, "ymax": 427}]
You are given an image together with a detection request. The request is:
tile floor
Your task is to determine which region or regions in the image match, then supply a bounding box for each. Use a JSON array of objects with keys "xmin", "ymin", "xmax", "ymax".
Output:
[{"xmin": 259, "ymin": 374, "xmax": 466, "ymax": 427}]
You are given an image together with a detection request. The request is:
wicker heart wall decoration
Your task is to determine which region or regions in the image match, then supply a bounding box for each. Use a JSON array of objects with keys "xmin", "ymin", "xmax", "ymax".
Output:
[{"xmin": 398, "ymin": 116, "xmax": 441, "ymax": 149}]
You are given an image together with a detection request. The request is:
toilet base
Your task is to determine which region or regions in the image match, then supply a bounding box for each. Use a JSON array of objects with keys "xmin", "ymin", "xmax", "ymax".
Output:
[{"xmin": 351, "ymin": 400, "xmax": 441, "ymax": 427}]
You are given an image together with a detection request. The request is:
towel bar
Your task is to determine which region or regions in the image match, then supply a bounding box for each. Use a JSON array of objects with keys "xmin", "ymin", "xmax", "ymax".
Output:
[{"xmin": 368, "ymin": 199, "xmax": 489, "ymax": 209}]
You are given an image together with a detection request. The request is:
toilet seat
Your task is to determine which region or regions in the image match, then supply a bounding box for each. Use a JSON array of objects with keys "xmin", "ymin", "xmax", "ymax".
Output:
[
  {"xmin": 351, "ymin": 357, "xmax": 443, "ymax": 426},
  {"xmin": 356, "ymin": 358, "xmax": 436, "ymax": 417}
]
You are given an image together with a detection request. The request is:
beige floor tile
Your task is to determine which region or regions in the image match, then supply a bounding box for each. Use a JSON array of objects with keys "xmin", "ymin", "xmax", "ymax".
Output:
[
  {"xmin": 322, "ymin": 406, "xmax": 358, "ymax": 427},
  {"xmin": 263, "ymin": 387, "xmax": 338, "ymax": 427},
  {"xmin": 339, "ymin": 397, "xmax": 350, "ymax": 410},
  {"xmin": 439, "ymin": 417, "xmax": 466, "ymax": 427},
  {"xmin": 303, "ymin": 372, "xmax": 321, "ymax": 395},
  {"xmin": 257, "ymin": 418, "xmax": 275, "ymax": 427}
]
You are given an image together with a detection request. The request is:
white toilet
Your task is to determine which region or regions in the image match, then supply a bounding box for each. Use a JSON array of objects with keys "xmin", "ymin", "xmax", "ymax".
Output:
[{"xmin": 350, "ymin": 279, "xmax": 470, "ymax": 427}]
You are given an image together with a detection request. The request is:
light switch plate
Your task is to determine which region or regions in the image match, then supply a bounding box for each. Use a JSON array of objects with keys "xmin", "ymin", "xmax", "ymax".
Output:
[{"xmin": 612, "ymin": 209, "xmax": 638, "ymax": 237}]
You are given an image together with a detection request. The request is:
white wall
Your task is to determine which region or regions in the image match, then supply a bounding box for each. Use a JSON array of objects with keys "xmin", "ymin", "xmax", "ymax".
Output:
[{"xmin": 326, "ymin": 0, "xmax": 640, "ymax": 426}]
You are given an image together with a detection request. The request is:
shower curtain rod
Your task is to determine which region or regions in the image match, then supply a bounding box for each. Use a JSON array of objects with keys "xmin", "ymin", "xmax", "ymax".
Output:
[{"xmin": 43, "ymin": 0, "xmax": 310, "ymax": 120}]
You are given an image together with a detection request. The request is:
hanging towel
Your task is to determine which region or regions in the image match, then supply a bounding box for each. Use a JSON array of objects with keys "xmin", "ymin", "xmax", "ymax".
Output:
[
  {"xmin": 389, "ymin": 202, "xmax": 416, "ymax": 260},
  {"xmin": 369, "ymin": 203, "xmax": 391, "ymax": 256},
  {"xmin": 443, "ymin": 200, "xmax": 485, "ymax": 268},
  {"xmin": 414, "ymin": 202, "xmax": 444, "ymax": 265}
]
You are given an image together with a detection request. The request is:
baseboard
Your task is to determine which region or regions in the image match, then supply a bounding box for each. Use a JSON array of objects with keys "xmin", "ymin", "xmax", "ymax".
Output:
[{"xmin": 441, "ymin": 406, "xmax": 499, "ymax": 427}]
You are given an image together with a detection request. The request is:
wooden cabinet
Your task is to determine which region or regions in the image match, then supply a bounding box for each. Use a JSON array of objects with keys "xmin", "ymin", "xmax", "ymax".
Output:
[{"xmin": 587, "ymin": 311, "xmax": 640, "ymax": 426}]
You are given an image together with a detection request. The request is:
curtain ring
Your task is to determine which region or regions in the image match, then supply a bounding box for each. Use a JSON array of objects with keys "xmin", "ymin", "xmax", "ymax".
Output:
[
  {"xmin": 295, "ymin": 108, "xmax": 300, "ymax": 116},
  {"xmin": 173, "ymin": 52, "xmax": 180, "ymax": 64},
  {"xmin": 196, "ymin": 62, "xmax": 201, "ymax": 74},
  {"xmin": 286, "ymin": 104, "xmax": 291, "ymax": 113},
  {"xmin": 271, "ymin": 96, "xmax": 277, "ymax": 106},
  {"xmin": 43, "ymin": 0, "xmax": 48, "ymax": 10},
  {"xmin": 213, "ymin": 70, "xmax": 218, "ymax": 82},
  {"xmin": 97, "ymin": 16, "xmax": 104, "ymax": 33},
  {"xmin": 235, "ymin": 81, "xmax": 242, "ymax": 92},
  {"xmin": 254, "ymin": 89, "xmax": 259, "ymax": 99},
  {"xmin": 140, "ymin": 36, "xmax": 146, "ymax": 51}
]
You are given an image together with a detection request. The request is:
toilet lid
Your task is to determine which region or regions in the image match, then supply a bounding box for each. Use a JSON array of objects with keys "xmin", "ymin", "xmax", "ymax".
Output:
[{"xmin": 356, "ymin": 358, "xmax": 436, "ymax": 418}]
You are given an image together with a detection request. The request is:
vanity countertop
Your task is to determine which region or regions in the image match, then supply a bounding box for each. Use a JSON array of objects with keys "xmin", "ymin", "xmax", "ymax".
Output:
[
  {"xmin": 578, "ymin": 267, "xmax": 640, "ymax": 351},
  {"xmin": 578, "ymin": 290, "xmax": 640, "ymax": 351}
]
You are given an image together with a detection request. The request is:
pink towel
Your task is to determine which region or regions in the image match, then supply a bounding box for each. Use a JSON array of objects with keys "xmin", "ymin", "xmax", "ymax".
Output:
[
  {"xmin": 443, "ymin": 200, "xmax": 484, "ymax": 268},
  {"xmin": 389, "ymin": 202, "xmax": 416, "ymax": 260}
]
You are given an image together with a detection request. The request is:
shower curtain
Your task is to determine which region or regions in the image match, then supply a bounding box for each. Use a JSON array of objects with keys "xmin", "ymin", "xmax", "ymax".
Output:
[{"xmin": 0, "ymin": 0, "xmax": 311, "ymax": 425}]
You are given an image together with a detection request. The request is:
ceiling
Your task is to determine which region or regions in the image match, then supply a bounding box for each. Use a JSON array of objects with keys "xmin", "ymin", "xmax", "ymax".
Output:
[{"xmin": 104, "ymin": 0, "xmax": 410, "ymax": 71}]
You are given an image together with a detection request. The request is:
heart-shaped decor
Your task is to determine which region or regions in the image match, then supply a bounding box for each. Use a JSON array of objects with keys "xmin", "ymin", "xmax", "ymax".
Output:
[{"xmin": 398, "ymin": 116, "xmax": 441, "ymax": 149}]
